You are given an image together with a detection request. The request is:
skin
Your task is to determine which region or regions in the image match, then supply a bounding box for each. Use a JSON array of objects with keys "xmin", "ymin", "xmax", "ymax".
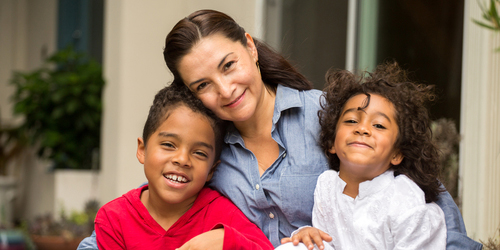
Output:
[
  {"xmin": 281, "ymin": 94, "xmax": 404, "ymax": 250},
  {"xmin": 178, "ymin": 32, "xmax": 279, "ymax": 176},
  {"xmin": 136, "ymin": 105, "xmax": 223, "ymax": 249}
]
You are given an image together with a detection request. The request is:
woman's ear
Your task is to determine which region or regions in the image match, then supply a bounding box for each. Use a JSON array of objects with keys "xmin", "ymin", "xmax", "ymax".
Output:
[
  {"xmin": 137, "ymin": 137, "xmax": 146, "ymax": 164},
  {"xmin": 244, "ymin": 33, "xmax": 258, "ymax": 62},
  {"xmin": 391, "ymin": 151, "xmax": 404, "ymax": 166},
  {"xmin": 206, "ymin": 160, "xmax": 220, "ymax": 182}
]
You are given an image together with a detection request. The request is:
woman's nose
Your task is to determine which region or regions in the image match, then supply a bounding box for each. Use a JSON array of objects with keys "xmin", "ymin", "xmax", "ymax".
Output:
[{"xmin": 216, "ymin": 77, "xmax": 233, "ymax": 98}]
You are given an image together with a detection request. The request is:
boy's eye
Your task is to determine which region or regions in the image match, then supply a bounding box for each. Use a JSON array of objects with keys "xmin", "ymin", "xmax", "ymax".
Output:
[
  {"xmin": 161, "ymin": 142, "xmax": 175, "ymax": 148},
  {"xmin": 343, "ymin": 119, "xmax": 357, "ymax": 124},
  {"xmin": 194, "ymin": 151, "xmax": 208, "ymax": 158}
]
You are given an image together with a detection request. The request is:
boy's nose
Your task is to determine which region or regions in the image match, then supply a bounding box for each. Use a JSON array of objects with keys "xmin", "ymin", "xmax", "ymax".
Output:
[
  {"xmin": 355, "ymin": 123, "xmax": 371, "ymax": 136},
  {"xmin": 172, "ymin": 149, "xmax": 191, "ymax": 168}
]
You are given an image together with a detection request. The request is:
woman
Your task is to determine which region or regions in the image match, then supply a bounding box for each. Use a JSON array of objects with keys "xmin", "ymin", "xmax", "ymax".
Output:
[{"xmin": 78, "ymin": 9, "xmax": 481, "ymax": 250}]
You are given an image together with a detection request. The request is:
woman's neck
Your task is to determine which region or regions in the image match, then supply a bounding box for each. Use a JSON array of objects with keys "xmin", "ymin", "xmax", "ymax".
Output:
[{"xmin": 233, "ymin": 87, "xmax": 276, "ymax": 138}]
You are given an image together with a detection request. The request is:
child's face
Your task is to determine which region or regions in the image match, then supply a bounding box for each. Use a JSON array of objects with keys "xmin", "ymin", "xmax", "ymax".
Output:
[
  {"xmin": 137, "ymin": 105, "xmax": 217, "ymax": 208},
  {"xmin": 330, "ymin": 94, "xmax": 403, "ymax": 184}
]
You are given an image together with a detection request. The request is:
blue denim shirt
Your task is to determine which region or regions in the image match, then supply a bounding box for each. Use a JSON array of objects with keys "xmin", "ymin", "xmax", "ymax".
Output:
[
  {"xmin": 208, "ymin": 85, "xmax": 329, "ymax": 247},
  {"xmin": 77, "ymin": 85, "xmax": 482, "ymax": 249}
]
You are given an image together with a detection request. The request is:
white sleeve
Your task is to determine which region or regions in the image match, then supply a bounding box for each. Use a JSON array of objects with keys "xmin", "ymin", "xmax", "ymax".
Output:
[{"xmin": 391, "ymin": 202, "xmax": 447, "ymax": 249}]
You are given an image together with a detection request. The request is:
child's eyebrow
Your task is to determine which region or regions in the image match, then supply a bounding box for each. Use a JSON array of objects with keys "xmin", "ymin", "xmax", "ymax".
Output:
[
  {"xmin": 342, "ymin": 108, "xmax": 392, "ymax": 123},
  {"xmin": 158, "ymin": 132, "xmax": 214, "ymax": 150}
]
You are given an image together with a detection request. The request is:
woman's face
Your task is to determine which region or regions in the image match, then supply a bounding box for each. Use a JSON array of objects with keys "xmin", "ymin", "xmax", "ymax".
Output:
[{"xmin": 177, "ymin": 33, "xmax": 265, "ymax": 122}]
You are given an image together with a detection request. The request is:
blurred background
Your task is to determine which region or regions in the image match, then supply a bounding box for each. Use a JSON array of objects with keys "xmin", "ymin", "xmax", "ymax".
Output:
[{"xmin": 0, "ymin": 0, "xmax": 498, "ymax": 248}]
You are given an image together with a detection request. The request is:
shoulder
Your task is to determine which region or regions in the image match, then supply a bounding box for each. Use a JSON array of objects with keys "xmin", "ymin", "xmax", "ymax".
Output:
[
  {"xmin": 388, "ymin": 174, "xmax": 426, "ymax": 210},
  {"xmin": 97, "ymin": 187, "xmax": 142, "ymax": 217},
  {"xmin": 315, "ymin": 170, "xmax": 339, "ymax": 194}
]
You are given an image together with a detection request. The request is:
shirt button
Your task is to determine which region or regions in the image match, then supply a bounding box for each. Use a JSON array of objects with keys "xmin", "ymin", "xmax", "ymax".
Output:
[
  {"xmin": 282, "ymin": 152, "xmax": 287, "ymax": 158},
  {"xmin": 269, "ymin": 212, "xmax": 275, "ymax": 219},
  {"xmin": 255, "ymin": 184, "xmax": 260, "ymax": 190}
]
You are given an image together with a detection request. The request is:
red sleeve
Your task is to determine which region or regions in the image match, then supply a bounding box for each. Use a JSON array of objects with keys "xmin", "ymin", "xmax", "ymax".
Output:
[
  {"xmin": 209, "ymin": 201, "xmax": 273, "ymax": 250},
  {"xmin": 95, "ymin": 208, "xmax": 126, "ymax": 250}
]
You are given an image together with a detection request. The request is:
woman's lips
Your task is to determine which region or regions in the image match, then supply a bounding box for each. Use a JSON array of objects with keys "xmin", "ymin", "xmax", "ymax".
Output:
[{"xmin": 224, "ymin": 90, "xmax": 245, "ymax": 108}]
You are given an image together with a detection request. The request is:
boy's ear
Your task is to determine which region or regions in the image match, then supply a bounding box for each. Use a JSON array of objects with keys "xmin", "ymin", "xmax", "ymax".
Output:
[
  {"xmin": 328, "ymin": 146, "xmax": 336, "ymax": 155},
  {"xmin": 137, "ymin": 137, "xmax": 146, "ymax": 164},
  {"xmin": 206, "ymin": 160, "xmax": 220, "ymax": 182},
  {"xmin": 391, "ymin": 151, "xmax": 404, "ymax": 166}
]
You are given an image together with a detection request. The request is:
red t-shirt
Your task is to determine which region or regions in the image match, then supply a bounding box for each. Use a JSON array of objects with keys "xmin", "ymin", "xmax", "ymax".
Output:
[{"xmin": 95, "ymin": 186, "xmax": 273, "ymax": 250}]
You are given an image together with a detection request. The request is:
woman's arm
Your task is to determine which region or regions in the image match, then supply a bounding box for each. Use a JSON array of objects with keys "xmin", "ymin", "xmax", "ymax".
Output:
[{"xmin": 435, "ymin": 189, "xmax": 483, "ymax": 249}]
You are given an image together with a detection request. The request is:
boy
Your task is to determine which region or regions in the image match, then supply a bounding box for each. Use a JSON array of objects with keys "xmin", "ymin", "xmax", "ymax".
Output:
[{"xmin": 94, "ymin": 84, "xmax": 273, "ymax": 250}]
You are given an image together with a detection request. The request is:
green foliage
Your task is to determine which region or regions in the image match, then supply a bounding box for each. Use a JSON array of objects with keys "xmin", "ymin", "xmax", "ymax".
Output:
[
  {"xmin": 473, "ymin": 0, "xmax": 500, "ymax": 51},
  {"xmin": 9, "ymin": 47, "xmax": 105, "ymax": 170}
]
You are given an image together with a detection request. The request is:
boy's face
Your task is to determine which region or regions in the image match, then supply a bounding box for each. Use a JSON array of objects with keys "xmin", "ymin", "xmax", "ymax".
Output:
[
  {"xmin": 137, "ymin": 105, "xmax": 217, "ymax": 209},
  {"xmin": 329, "ymin": 94, "xmax": 403, "ymax": 184}
]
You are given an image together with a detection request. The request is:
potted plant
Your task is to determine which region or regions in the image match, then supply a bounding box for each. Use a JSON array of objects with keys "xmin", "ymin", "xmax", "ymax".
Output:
[{"xmin": 9, "ymin": 46, "xmax": 105, "ymax": 170}]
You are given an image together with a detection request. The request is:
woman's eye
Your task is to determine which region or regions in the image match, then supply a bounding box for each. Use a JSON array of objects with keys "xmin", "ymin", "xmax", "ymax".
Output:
[
  {"xmin": 196, "ymin": 82, "xmax": 208, "ymax": 91},
  {"xmin": 223, "ymin": 61, "xmax": 235, "ymax": 71}
]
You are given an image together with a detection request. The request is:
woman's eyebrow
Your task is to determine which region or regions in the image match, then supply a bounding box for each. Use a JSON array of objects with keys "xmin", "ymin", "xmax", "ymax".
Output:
[
  {"xmin": 188, "ymin": 52, "xmax": 234, "ymax": 88},
  {"xmin": 218, "ymin": 52, "xmax": 233, "ymax": 69}
]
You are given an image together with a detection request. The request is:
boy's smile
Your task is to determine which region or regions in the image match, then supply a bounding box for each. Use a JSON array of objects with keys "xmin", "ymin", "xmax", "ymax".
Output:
[
  {"xmin": 329, "ymin": 94, "xmax": 403, "ymax": 191},
  {"xmin": 136, "ymin": 105, "xmax": 217, "ymax": 212}
]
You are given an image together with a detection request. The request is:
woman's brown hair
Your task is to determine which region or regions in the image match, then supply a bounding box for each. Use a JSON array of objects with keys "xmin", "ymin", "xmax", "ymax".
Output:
[{"xmin": 163, "ymin": 9, "xmax": 312, "ymax": 91}]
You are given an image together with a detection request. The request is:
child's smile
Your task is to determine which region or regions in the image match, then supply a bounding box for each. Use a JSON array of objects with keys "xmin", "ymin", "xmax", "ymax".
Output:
[
  {"xmin": 330, "ymin": 94, "xmax": 403, "ymax": 189},
  {"xmin": 137, "ymin": 105, "xmax": 217, "ymax": 210}
]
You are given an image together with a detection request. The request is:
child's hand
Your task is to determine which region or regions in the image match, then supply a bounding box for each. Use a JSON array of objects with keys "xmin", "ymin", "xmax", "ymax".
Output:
[{"xmin": 281, "ymin": 227, "xmax": 332, "ymax": 250}]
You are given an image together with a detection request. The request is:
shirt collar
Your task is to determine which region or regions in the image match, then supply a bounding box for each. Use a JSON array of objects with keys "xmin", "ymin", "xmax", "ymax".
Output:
[
  {"xmin": 225, "ymin": 85, "xmax": 303, "ymax": 144},
  {"xmin": 273, "ymin": 85, "xmax": 303, "ymax": 124}
]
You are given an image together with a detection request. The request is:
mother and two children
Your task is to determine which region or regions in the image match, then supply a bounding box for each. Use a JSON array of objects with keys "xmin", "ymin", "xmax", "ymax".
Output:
[{"xmin": 77, "ymin": 9, "xmax": 482, "ymax": 250}]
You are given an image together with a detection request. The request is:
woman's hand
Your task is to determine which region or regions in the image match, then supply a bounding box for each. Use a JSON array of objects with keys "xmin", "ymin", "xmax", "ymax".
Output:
[
  {"xmin": 176, "ymin": 228, "xmax": 224, "ymax": 250},
  {"xmin": 281, "ymin": 227, "xmax": 332, "ymax": 250}
]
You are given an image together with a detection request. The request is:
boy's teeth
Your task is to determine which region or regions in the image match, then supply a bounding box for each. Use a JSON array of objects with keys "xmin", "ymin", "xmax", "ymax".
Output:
[{"xmin": 165, "ymin": 174, "xmax": 187, "ymax": 183}]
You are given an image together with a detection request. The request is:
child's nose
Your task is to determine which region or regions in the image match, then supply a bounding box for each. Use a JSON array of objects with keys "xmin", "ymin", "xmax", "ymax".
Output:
[
  {"xmin": 355, "ymin": 123, "xmax": 371, "ymax": 135},
  {"xmin": 172, "ymin": 149, "xmax": 191, "ymax": 168}
]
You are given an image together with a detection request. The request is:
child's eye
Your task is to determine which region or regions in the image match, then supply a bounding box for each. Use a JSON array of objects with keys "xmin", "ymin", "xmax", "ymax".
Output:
[
  {"xmin": 194, "ymin": 151, "xmax": 208, "ymax": 158},
  {"xmin": 343, "ymin": 119, "xmax": 357, "ymax": 124},
  {"xmin": 223, "ymin": 61, "xmax": 235, "ymax": 71},
  {"xmin": 374, "ymin": 124, "xmax": 386, "ymax": 129},
  {"xmin": 161, "ymin": 142, "xmax": 175, "ymax": 148}
]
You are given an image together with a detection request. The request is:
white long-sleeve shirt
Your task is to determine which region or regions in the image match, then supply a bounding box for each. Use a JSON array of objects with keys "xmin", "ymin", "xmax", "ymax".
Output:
[{"xmin": 309, "ymin": 170, "xmax": 446, "ymax": 250}]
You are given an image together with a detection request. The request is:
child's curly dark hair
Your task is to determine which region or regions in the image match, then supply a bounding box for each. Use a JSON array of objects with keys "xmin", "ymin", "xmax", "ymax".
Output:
[{"xmin": 318, "ymin": 62, "xmax": 443, "ymax": 203}]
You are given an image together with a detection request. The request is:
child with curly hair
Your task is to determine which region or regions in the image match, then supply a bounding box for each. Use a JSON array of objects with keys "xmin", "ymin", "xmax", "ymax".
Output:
[{"xmin": 279, "ymin": 62, "xmax": 446, "ymax": 250}]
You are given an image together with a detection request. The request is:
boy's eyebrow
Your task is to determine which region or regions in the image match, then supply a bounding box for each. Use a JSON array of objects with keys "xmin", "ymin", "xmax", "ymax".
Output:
[
  {"xmin": 342, "ymin": 108, "xmax": 392, "ymax": 123},
  {"xmin": 158, "ymin": 132, "xmax": 214, "ymax": 150},
  {"xmin": 188, "ymin": 52, "xmax": 233, "ymax": 88}
]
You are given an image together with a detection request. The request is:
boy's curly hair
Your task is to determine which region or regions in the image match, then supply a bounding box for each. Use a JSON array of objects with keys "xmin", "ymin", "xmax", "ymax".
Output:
[
  {"xmin": 318, "ymin": 62, "xmax": 442, "ymax": 203},
  {"xmin": 143, "ymin": 84, "xmax": 227, "ymax": 162}
]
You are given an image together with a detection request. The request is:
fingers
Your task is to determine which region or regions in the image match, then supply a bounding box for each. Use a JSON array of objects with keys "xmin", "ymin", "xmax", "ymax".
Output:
[
  {"xmin": 281, "ymin": 237, "xmax": 292, "ymax": 244},
  {"xmin": 319, "ymin": 230, "xmax": 333, "ymax": 242}
]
